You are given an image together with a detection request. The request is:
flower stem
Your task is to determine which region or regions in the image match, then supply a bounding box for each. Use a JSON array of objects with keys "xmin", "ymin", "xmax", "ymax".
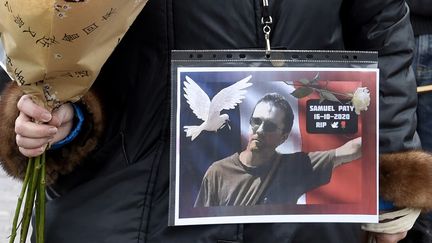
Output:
[
  {"xmin": 37, "ymin": 153, "xmax": 46, "ymax": 243},
  {"xmin": 311, "ymin": 86, "xmax": 353, "ymax": 98},
  {"xmin": 9, "ymin": 158, "xmax": 34, "ymax": 243},
  {"xmin": 20, "ymin": 156, "xmax": 41, "ymax": 243},
  {"xmin": 285, "ymin": 81, "xmax": 354, "ymax": 98}
]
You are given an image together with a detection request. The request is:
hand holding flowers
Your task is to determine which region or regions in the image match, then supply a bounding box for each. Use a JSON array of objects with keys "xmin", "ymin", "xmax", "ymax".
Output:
[
  {"xmin": 15, "ymin": 95, "xmax": 73, "ymax": 158},
  {"xmin": 0, "ymin": 1, "xmax": 148, "ymax": 242}
]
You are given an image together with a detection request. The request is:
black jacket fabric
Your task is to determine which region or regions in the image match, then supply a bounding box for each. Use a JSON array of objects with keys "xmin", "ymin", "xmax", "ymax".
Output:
[
  {"xmin": 0, "ymin": 69, "xmax": 9, "ymax": 91},
  {"xmin": 33, "ymin": 0, "xmax": 419, "ymax": 242},
  {"xmin": 406, "ymin": 0, "xmax": 432, "ymax": 35}
]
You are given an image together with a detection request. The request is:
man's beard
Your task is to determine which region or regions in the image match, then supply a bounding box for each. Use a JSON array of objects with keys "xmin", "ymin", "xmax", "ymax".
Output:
[
  {"xmin": 249, "ymin": 138, "xmax": 262, "ymax": 151},
  {"xmin": 248, "ymin": 139, "xmax": 273, "ymax": 153}
]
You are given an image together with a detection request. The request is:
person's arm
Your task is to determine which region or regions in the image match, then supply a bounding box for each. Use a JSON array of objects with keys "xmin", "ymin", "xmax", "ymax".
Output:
[
  {"xmin": 334, "ymin": 137, "xmax": 362, "ymax": 168},
  {"xmin": 306, "ymin": 151, "xmax": 335, "ymax": 188},
  {"xmin": 307, "ymin": 137, "xmax": 361, "ymax": 170},
  {"xmin": 341, "ymin": 1, "xmax": 432, "ymax": 242},
  {"xmin": 342, "ymin": 0, "xmax": 420, "ymax": 153},
  {"xmin": 0, "ymin": 82, "xmax": 104, "ymax": 185}
]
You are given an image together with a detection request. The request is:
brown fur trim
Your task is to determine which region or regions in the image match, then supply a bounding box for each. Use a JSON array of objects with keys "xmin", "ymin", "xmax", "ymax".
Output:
[
  {"xmin": 42, "ymin": 89, "xmax": 104, "ymax": 184},
  {"xmin": 0, "ymin": 82, "xmax": 104, "ymax": 185},
  {"xmin": 0, "ymin": 82, "xmax": 27, "ymax": 181},
  {"xmin": 380, "ymin": 150, "xmax": 432, "ymax": 211}
]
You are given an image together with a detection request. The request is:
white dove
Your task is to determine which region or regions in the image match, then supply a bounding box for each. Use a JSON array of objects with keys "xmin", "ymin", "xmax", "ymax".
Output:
[{"xmin": 183, "ymin": 75, "xmax": 253, "ymax": 141}]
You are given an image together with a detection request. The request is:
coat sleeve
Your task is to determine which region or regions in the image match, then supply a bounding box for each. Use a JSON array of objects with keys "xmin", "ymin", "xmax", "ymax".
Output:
[
  {"xmin": 406, "ymin": 0, "xmax": 432, "ymax": 16},
  {"xmin": 341, "ymin": 0, "xmax": 432, "ymax": 211},
  {"xmin": 342, "ymin": 0, "xmax": 420, "ymax": 153},
  {"xmin": 194, "ymin": 176, "xmax": 211, "ymax": 207},
  {"xmin": 0, "ymin": 82, "xmax": 104, "ymax": 185},
  {"xmin": 304, "ymin": 151, "xmax": 334, "ymax": 190}
]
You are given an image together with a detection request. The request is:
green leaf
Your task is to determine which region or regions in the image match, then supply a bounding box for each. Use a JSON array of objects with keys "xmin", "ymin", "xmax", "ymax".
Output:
[
  {"xmin": 299, "ymin": 78, "xmax": 310, "ymax": 85},
  {"xmin": 291, "ymin": 87, "xmax": 313, "ymax": 99},
  {"xmin": 320, "ymin": 90, "xmax": 340, "ymax": 103},
  {"xmin": 319, "ymin": 93, "xmax": 325, "ymax": 103}
]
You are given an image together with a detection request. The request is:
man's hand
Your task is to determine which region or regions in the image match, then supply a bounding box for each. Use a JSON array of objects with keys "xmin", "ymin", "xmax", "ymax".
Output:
[
  {"xmin": 334, "ymin": 137, "xmax": 362, "ymax": 168},
  {"xmin": 15, "ymin": 95, "xmax": 74, "ymax": 157}
]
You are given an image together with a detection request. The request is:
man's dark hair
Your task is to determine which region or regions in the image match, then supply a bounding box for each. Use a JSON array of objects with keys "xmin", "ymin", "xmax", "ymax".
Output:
[{"xmin": 253, "ymin": 93, "xmax": 294, "ymax": 134}]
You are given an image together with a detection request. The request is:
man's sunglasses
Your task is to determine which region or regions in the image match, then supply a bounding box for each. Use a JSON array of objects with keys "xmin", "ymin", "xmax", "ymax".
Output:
[{"xmin": 249, "ymin": 117, "xmax": 283, "ymax": 133}]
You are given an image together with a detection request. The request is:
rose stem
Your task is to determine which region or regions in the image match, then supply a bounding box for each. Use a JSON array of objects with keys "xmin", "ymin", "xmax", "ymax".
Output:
[
  {"xmin": 20, "ymin": 155, "xmax": 41, "ymax": 243},
  {"xmin": 9, "ymin": 158, "xmax": 34, "ymax": 243},
  {"xmin": 37, "ymin": 152, "xmax": 46, "ymax": 243}
]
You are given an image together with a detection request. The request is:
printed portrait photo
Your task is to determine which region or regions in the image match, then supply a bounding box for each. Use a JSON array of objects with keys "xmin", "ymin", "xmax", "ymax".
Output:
[{"xmin": 171, "ymin": 67, "xmax": 378, "ymax": 226}]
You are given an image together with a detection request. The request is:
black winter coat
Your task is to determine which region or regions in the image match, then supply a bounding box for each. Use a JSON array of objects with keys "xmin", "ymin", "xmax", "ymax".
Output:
[{"xmin": 28, "ymin": 0, "xmax": 420, "ymax": 242}]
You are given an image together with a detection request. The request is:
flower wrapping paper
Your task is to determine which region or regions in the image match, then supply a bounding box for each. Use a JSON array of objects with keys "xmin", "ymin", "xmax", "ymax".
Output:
[{"xmin": 0, "ymin": 0, "xmax": 148, "ymax": 110}]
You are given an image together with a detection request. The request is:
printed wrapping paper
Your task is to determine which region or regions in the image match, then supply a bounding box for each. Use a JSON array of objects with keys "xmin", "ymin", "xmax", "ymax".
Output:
[{"xmin": 0, "ymin": 0, "xmax": 148, "ymax": 110}]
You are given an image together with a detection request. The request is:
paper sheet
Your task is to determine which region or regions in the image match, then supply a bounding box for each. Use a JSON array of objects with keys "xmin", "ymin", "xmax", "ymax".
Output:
[{"xmin": 0, "ymin": 0, "xmax": 148, "ymax": 110}]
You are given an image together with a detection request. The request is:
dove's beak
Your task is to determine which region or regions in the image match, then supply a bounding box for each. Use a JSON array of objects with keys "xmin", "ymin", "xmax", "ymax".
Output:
[
  {"xmin": 220, "ymin": 119, "xmax": 231, "ymax": 130},
  {"xmin": 226, "ymin": 119, "xmax": 231, "ymax": 130}
]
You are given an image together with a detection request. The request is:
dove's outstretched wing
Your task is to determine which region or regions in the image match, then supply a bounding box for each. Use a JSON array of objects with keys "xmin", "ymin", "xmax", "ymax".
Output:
[
  {"xmin": 208, "ymin": 75, "xmax": 253, "ymax": 115},
  {"xmin": 183, "ymin": 76, "xmax": 211, "ymax": 121}
]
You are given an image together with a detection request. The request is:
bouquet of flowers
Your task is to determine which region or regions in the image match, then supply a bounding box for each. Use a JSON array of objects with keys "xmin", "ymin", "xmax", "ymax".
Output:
[{"xmin": 0, "ymin": 0, "xmax": 148, "ymax": 242}]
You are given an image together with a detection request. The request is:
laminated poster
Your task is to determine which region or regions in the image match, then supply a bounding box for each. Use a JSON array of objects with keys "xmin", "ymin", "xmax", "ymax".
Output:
[{"xmin": 169, "ymin": 50, "xmax": 379, "ymax": 226}]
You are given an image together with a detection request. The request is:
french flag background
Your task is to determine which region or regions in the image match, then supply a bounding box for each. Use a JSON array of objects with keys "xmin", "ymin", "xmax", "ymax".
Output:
[{"xmin": 177, "ymin": 69, "xmax": 377, "ymax": 218}]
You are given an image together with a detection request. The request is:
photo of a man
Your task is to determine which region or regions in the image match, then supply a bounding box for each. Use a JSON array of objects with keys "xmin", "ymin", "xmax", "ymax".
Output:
[
  {"xmin": 172, "ymin": 67, "xmax": 378, "ymax": 225},
  {"xmin": 194, "ymin": 93, "xmax": 362, "ymax": 207}
]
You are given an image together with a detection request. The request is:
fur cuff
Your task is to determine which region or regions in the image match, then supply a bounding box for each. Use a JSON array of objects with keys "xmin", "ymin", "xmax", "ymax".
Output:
[
  {"xmin": 380, "ymin": 150, "xmax": 432, "ymax": 211},
  {"xmin": 0, "ymin": 83, "xmax": 26, "ymax": 181},
  {"xmin": 0, "ymin": 82, "xmax": 104, "ymax": 185}
]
